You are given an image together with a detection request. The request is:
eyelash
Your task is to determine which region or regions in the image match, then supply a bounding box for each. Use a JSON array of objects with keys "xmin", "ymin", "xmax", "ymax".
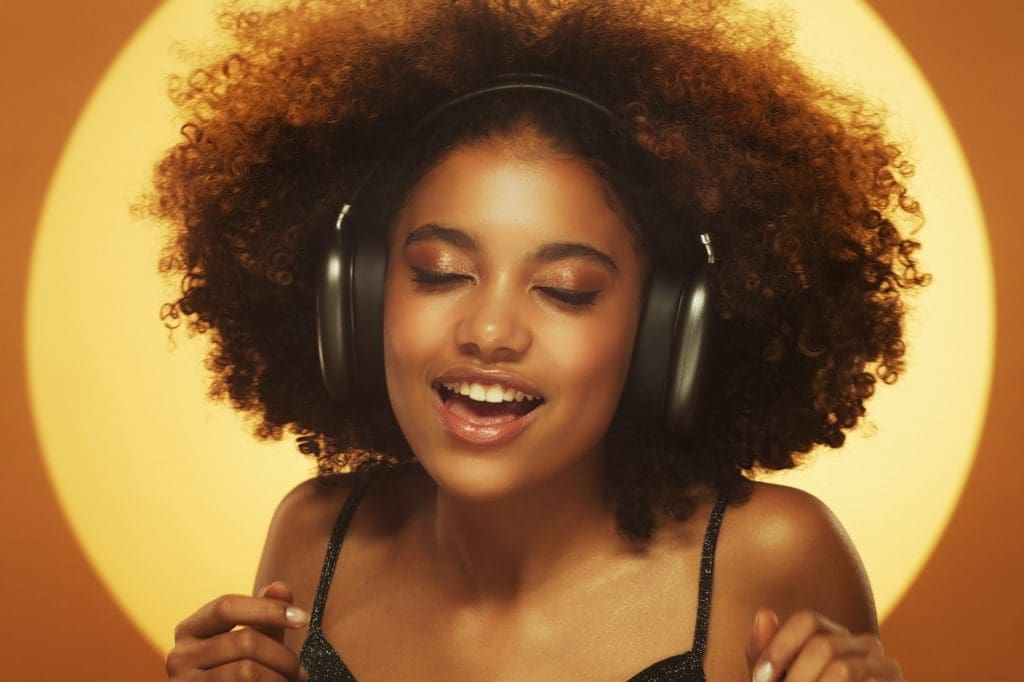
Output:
[{"xmin": 409, "ymin": 268, "xmax": 599, "ymax": 308}]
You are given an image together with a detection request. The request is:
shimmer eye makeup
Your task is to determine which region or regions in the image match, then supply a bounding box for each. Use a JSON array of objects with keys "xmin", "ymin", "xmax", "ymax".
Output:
[{"xmin": 400, "ymin": 222, "xmax": 617, "ymax": 309}]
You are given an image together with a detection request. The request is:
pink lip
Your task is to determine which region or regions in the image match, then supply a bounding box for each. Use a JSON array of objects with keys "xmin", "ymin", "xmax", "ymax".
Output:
[
  {"xmin": 433, "ymin": 366, "xmax": 545, "ymax": 400},
  {"xmin": 431, "ymin": 386, "xmax": 543, "ymax": 447}
]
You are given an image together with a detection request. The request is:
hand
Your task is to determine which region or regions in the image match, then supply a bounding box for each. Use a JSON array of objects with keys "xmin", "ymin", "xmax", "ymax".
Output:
[
  {"xmin": 165, "ymin": 581, "xmax": 309, "ymax": 681},
  {"xmin": 746, "ymin": 607, "xmax": 903, "ymax": 681}
]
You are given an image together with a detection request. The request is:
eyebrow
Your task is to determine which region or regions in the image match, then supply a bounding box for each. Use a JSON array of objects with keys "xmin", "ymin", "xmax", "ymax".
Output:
[{"xmin": 403, "ymin": 222, "xmax": 619, "ymax": 274}]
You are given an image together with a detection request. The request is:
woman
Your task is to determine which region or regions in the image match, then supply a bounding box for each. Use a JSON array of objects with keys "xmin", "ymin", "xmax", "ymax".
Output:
[{"xmin": 154, "ymin": 1, "xmax": 923, "ymax": 679}]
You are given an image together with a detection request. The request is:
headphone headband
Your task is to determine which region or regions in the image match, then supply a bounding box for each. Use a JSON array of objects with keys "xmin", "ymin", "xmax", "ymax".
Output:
[
  {"xmin": 344, "ymin": 74, "xmax": 625, "ymax": 213},
  {"xmin": 337, "ymin": 74, "xmax": 715, "ymax": 262}
]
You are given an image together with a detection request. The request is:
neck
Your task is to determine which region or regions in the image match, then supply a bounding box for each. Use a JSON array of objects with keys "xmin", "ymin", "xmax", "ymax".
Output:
[{"xmin": 425, "ymin": 446, "xmax": 627, "ymax": 605}]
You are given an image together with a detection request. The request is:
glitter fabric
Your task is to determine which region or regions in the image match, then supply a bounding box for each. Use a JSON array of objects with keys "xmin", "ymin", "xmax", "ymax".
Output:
[
  {"xmin": 299, "ymin": 476, "xmax": 369, "ymax": 681},
  {"xmin": 300, "ymin": 480, "xmax": 728, "ymax": 681}
]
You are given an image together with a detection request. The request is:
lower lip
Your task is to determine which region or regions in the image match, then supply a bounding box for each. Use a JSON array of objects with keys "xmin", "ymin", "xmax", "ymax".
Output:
[{"xmin": 431, "ymin": 389, "xmax": 543, "ymax": 447}]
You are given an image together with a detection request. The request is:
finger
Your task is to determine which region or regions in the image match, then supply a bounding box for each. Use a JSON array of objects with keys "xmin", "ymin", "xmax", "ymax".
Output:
[
  {"xmin": 168, "ymin": 627, "xmax": 302, "ymax": 678},
  {"xmin": 818, "ymin": 654, "xmax": 870, "ymax": 682},
  {"xmin": 828, "ymin": 652, "xmax": 902, "ymax": 682},
  {"xmin": 175, "ymin": 594, "xmax": 309, "ymax": 640},
  {"xmin": 204, "ymin": 659, "xmax": 290, "ymax": 682},
  {"xmin": 202, "ymin": 628, "xmax": 303, "ymax": 678},
  {"xmin": 750, "ymin": 610, "xmax": 849, "ymax": 682},
  {"xmin": 863, "ymin": 656, "xmax": 903, "ymax": 682},
  {"xmin": 259, "ymin": 580, "xmax": 295, "ymax": 603},
  {"xmin": 746, "ymin": 608, "xmax": 780, "ymax": 671},
  {"xmin": 784, "ymin": 633, "xmax": 879, "ymax": 681},
  {"xmin": 254, "ymin": 581, "xmax": 297, "ymax": 642}
]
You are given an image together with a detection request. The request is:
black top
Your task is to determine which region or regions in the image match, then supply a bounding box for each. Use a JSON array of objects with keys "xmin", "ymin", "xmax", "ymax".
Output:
[{"xmin": 300, "ymin": 478, "xmax": 729, "ymax": 681}]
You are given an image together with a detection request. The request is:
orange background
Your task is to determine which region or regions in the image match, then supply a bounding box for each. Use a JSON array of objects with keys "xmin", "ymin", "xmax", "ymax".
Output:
[{"xmin": 2, "ymin": 1, "xmax": 1020, "ymax": 679}]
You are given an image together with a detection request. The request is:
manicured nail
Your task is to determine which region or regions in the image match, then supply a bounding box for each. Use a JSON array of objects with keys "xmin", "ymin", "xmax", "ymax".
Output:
[
  {"xmin": 299, "ymin": 665, "xmax": 309, "ymax": 681},
  {"xmin": 286, "ymin": 606, "xmax": 309, "ymax": 625},
  {"xmin": 753, "ymin": 661, "xmax": 774, "ymax": 682}
]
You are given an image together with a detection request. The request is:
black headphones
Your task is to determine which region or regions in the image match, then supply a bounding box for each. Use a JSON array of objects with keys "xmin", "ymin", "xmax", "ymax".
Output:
[{"xmin": 316, "ymin": 74, "xmax": 715, "ymax": 434}]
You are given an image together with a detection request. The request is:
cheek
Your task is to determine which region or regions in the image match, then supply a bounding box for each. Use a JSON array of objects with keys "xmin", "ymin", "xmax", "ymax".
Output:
[
  {"xmin": 382, "ymin": 281, "xmax": 435, "ymax": 393},
  {"xmin": 546, "ymin": 302, "xmax": 639, "ymax": 410}
]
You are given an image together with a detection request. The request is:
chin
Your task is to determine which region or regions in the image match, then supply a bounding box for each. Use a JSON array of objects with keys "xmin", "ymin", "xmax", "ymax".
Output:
[{"xmin": 414, "ymin": 440, "xmax": 551, "ymax": 504}]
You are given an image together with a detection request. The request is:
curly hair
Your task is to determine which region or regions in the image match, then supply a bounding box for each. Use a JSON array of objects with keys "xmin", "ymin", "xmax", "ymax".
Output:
[{"xmin": 146, "ymin": 0, "xmax": 928, "ymax": 540}]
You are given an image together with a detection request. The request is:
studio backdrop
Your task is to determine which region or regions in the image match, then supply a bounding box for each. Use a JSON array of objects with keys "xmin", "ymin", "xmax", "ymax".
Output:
[{"xmin": 2, "ymin": 1, "xmax": 1020, "ymax": 679}]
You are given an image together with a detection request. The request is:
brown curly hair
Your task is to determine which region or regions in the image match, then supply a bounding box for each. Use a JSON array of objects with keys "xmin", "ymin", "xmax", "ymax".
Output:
[{"xmin": 146, "ymin": 0, "xmax": 928, "ymax": 540}]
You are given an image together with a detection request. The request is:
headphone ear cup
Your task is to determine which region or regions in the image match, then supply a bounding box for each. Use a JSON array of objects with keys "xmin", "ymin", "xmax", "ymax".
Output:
[
  {"xmin": 620, "ymin": 268, "xmax": 711, "ymax": 434},
  {"xmin": 316, "ymin": 215, "xmax": 356, "ymax": 402},
  {"xmin": 662, "ymin": 271, "xmax": 711, "ymax": 434},
  {"xmin": 350, "ymin": 220, "xmax": 389, "ymax": 407},
  {"xmin": 620, "ymin": 268, "xmax": 685, "ymax": 422}
]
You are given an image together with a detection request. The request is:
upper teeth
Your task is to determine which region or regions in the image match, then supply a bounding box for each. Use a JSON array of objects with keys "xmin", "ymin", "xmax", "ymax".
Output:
[{"xmin": 441, "ymin": 381, "xmax": 541, "ymax": 404}]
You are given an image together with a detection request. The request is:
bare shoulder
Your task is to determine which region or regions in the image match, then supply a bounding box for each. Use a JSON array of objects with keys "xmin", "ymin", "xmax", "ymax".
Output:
[
  {"xmin": 717, "ymin": 480, "xmax": 879, "ymax": 634},
  {"xmin": 253, "ymin": 475, "xmax": 360, "ymax": 596},
  {"xmin": 251, "ymin": 474, "xmax": 364, "ymax": 653},
  {"xmin": 253, "ymin": 464, "xmax": 428, "ymax": 601}
]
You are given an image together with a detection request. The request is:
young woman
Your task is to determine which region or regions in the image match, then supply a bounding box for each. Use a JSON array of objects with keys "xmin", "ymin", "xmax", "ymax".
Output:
[{"xmin": 154, "ymin": 1, "xmax": 923, "ymax": 679}]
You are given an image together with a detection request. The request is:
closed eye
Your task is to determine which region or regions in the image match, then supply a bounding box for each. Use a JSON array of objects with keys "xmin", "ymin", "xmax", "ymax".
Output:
[
  {"xmin": 410, "ymin": 267, "xmax": 473, "ymax": 287},
  {"xmin": 410, "ymin": 268, "xmax": 598, "ymax": 308},
  {"xmin": 536, "ymin": 287, "xmax": 599, "ymax": 307}
]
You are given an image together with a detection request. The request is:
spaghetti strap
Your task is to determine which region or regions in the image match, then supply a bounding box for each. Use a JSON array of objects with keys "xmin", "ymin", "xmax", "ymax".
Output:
[
  {"xmin": 690, "ymin": 493, "xmax": 728, "ymax": 657},
  {"xmin": 308, "ymin": 476, "xmax": 371, "ymax": 631}
]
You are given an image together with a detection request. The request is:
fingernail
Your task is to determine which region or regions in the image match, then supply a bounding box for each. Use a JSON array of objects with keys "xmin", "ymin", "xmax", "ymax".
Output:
[
  {"xmin": 753, "ymin": 661, "xmax": 774, "ymax": 682},
  {"xmin": 753, "ymin": 611, "xmax": 762, "ymax": 631},
  {"xmin": 286, "ymin": 606, "xmax": 309, "ymax": 626},
  {"xmin": 299, "ymin": 665, "xmax": 309, "ymax": 681}
]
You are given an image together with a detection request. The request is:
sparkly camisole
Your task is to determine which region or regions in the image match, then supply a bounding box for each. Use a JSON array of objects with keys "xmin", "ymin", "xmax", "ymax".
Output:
[{"xmin": 300, "ymin": 478, "xmax": 728, "ymax": 681}]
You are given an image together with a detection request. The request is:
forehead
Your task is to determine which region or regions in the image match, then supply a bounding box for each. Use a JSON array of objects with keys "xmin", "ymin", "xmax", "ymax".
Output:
[{"xmin": 392, "ymin": 142, "xmax": 636, "ymax": 258}]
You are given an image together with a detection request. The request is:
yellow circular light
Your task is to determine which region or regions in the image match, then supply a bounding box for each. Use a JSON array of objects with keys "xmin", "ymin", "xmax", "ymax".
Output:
[{"xmin": 26, "ymin": 0, "xmax": 993, "ymax": 654}]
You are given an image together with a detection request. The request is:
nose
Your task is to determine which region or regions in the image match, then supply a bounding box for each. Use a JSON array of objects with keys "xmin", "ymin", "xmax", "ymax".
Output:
[{"xmin": 453, "ymin": 284, "xmax": 533, "ymax": 362}]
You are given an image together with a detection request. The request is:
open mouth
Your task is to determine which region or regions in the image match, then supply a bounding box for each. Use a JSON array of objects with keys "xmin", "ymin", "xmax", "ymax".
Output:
[{"xmin": 435, "ymin": 382, "xmax": 544, "ymax": 423}]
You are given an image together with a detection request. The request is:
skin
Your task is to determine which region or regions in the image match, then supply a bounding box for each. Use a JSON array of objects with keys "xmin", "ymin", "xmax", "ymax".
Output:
[{"xmin": 166, "ymin": 134, "xmax": 904, "ymax": 681}]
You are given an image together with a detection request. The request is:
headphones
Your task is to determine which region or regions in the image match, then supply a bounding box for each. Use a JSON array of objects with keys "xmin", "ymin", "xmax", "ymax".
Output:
[{"xmin": 316, "ymin": 74, "xmax": 715, "ymax": 434}]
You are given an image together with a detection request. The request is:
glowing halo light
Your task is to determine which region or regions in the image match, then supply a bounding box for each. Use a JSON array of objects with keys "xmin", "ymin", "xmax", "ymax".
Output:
[{"xmin": 25, "ymin": 0, "xmax": 993, "ymax": 654}]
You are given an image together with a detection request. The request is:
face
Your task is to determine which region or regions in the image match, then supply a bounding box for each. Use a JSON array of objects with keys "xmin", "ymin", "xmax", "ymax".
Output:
[{"xmin": 382, "ymin": 138, "xmax": 647, "ymax": 502}]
